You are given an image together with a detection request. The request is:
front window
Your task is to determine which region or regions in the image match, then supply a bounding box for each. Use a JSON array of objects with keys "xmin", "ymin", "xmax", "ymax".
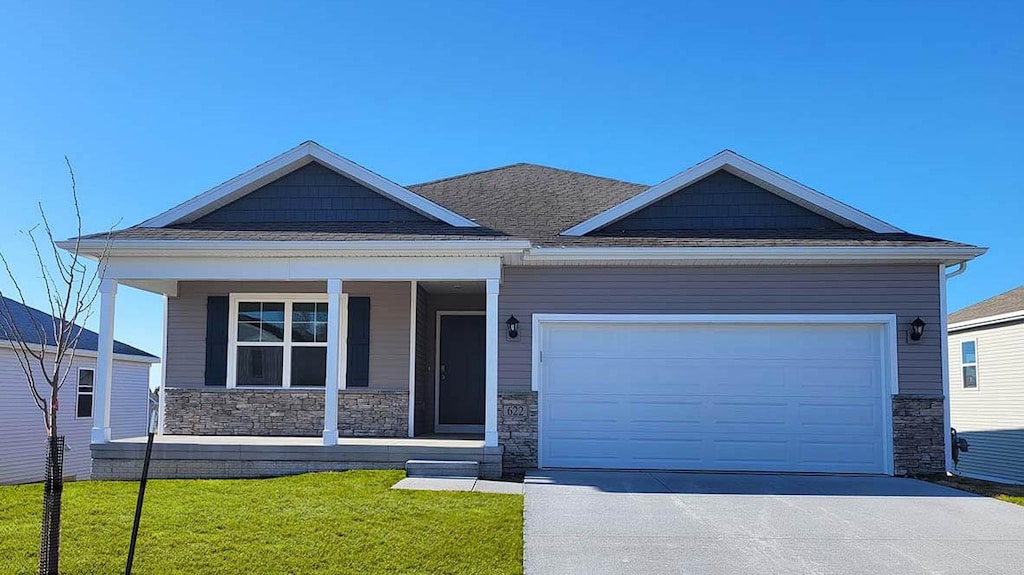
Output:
[
  {"xmin": 76, "ymin": 368, "xmax": 94, "ymax": 418},
  {"xmin": 961, "ymin": 340, "xmax": 978, "ymax": 389},
  {"xmin": 232, "ymin": 298, "xmax": 328, "ymax": 388}
]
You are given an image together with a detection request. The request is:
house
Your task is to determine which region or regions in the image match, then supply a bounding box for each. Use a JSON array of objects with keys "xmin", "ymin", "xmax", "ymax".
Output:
[
  {"xmin": 948, "ymin": 286, "xmax": 1024, "ymax": 484},
  {"xmin": 0, "ymin": 296, "xmax": 158, "ymax": 484},
  {"xmin": 60, "ymin": 141, "xmax": 986, "ymax": 480}
]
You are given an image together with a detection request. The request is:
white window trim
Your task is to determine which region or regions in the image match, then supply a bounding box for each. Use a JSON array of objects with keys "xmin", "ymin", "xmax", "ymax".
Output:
[
  {"xmin": 961, "ymin": 339, "xmax": 979, "ymax": 390},
  {"xmin": 227, "ymin": 293, "xmax": 331, "ymax": 389},
  {"xmin": 76, "ymin": 367, "xmax": 95, "ymax": 419}
]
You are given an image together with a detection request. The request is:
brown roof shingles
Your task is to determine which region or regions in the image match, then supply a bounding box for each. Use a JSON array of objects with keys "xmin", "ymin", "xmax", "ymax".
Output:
[
  {"xmin": 949, "ymin": 286, "xmax": 1024, "ymax": 324},
  {"xmin": 87, "ymin": 163, "xmax": 971, "ymax": 248}
]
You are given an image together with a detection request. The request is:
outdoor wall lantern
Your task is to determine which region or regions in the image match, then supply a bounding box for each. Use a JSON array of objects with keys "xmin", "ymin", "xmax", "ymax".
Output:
[
  {"xmin": 506, "ymin": 314, "xmax": 520, "ymax": 339},
  {"xmin": 909, "ymin": 316, "xmax": 926, "ymax": 342}
]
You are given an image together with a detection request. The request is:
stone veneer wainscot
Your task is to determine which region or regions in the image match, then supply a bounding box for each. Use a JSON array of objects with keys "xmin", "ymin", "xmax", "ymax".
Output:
[{"xmin": 163, "ymin": 388, "xmax": 409, "ymax": 437}]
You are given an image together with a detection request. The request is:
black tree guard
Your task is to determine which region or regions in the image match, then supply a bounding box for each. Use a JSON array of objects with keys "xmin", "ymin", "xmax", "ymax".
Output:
[{"xmin": 39, "ymin": 436, "xmax": 64, "ymax": 575}]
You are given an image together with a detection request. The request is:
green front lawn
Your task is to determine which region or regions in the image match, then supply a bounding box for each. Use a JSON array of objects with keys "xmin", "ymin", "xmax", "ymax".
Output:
[
  {"xmin": 924, "ymin": 474, "xmax": 1024, "ymax": 506},
  {"xmin": 0, "ymin": 471, "xmax": 523, "ymax": 574}
]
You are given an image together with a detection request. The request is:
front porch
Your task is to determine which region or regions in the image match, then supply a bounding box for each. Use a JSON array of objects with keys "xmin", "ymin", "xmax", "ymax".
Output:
[
  {"xmin": 92, "ymin": 434, "xmax": 503, "ymax": 480},
  {"xmin": 85, "ymin": 254, "xmax": 514, "ymax": 478}
]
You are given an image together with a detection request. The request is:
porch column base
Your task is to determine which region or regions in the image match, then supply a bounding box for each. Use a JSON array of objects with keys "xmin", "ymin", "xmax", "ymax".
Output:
[
  {"xmin": 322, "ymin": 430, "xmax": 338, "ymax": 446},
  {"xmin": 91, "ymin": 427, "xmax": 111, "ymax": 444}
]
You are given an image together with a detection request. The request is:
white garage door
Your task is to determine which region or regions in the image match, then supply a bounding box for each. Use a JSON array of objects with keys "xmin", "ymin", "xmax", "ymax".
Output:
[{"xmin": 538, "ymin": 319, "xmax": 891, "ymax": 474}]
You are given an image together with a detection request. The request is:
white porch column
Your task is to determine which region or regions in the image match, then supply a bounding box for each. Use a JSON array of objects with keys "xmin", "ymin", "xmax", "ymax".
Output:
[
  {"xmin": 91, "ymin": 278, "xmax": 117, "ymax": 444},
  {"xmin": 485, "ymin": 279, "xmax": 499, "ymax": 447},
  {"xmin": 323, "ymin": 279, "xmax": 343, "ymax": 446},
  {"xmin": 407, "ymin": 281, "xmax": 417, "ymax": 438}
]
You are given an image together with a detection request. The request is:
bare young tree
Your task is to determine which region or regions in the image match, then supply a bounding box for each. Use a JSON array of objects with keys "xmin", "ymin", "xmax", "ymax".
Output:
[{"xmin": 0, "ymin": 158, "xmax": 113, "ymax": 575}]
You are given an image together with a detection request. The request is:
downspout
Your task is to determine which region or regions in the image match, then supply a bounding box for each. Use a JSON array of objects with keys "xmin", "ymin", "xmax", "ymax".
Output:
[{"xmin": 940, "ymin": 260, "xmax": 968, "ymax": 474}]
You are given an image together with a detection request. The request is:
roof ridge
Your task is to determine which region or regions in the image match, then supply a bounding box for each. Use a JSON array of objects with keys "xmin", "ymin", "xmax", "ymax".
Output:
[{"xmin": 408, "ymin": 162, "xmax": 647, "ymax": 189}]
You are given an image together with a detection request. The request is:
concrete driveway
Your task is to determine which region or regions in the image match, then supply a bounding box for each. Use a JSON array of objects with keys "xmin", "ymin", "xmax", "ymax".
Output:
[{"xmin": 525, "ymin": 470, "xmax": 1024, "ymax": 574}]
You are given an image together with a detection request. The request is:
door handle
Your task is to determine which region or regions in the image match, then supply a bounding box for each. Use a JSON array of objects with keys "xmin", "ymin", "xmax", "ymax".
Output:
[{"xmin": 440, "ymin": 363, "xmax": 446, "ymax": 381}]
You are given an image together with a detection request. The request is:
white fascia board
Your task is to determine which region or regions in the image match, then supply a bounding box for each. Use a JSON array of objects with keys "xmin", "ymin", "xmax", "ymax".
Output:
[
  {"xmin": 948, "ymin": 310, "xmax": 1024, "ymax": 332},
  {"xmin": 562, "ymin": 150, "xmax": 904, "ymax": 236},
  {"xmin": 0, "ymin": 344, "xmax": 160, "ymax": 365},
  {"xmin": 58, "ymin": 238, "xmax": 531, "ymax": 258},
  {"xmin": 101, "ymin": 255, "xmax": 504, "ymax": 282},
  {"xmin": 138, "ymin": 141, "xmax": 479, "ymax": 228},
  {"xmin": 524, "ymin": 245, "xmax": 987, "ymax": 264}
]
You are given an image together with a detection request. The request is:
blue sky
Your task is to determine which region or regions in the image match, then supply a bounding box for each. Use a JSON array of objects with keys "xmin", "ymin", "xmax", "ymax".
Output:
[{"xmin": 1, "ymin": 1, "xmax": 1021, "ymax": 386}]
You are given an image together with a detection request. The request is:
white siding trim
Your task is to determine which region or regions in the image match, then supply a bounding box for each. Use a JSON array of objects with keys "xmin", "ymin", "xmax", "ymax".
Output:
[
  {"xmin": 531, "ymin": 313, "xmax": 898, "ymax": 476},
  {"xmin": 562, "ymin": 150, "xmax": 904, "ymax": 235},
  {"xmin": 939, "ymin": 264, "xmax": 953, "ymax": 471},
  {"xmin": 524, "ymin": 246, "xmax": 987, "ymax": 265},
  {"xmin": 949, "ymin": 310, "xmax": 1024, "ymax": 332},
  {"xmin": 138, "ymin": 141, "xmax": 479, "ymax": 228}
]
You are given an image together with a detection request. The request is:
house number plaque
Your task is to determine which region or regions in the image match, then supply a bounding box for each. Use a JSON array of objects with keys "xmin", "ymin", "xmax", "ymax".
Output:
[{"xmin": 504, "ymin": 405, "xmax": 527, "ymax": 417}]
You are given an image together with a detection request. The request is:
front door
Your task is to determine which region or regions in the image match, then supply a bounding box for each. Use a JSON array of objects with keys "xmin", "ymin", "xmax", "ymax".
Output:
[{"xmin": 436, "ymin": 313, "xmax": 486, "ymax": 432}]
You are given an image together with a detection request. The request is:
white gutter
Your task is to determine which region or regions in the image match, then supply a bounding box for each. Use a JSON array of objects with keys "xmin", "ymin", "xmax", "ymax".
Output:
[
  {"xmin": 949, "ymin": 309, "xmax": 1024, "ymax": 332},
  {"xmin": 57, "ymin": 239, "xmax": 533, "ymax": 259},
  {"xmin": 0, "ymin": 344, "xmax": 160, "ymax": 365},
  {"xmin": 524, "ymin": 245, "xmax": 988, "ymax": 264}
]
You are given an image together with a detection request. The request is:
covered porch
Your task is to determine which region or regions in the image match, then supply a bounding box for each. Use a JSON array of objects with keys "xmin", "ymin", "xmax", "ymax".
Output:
[{"xmin": 87, "ymin": 254, "xmax": 507, "ymax": 474}]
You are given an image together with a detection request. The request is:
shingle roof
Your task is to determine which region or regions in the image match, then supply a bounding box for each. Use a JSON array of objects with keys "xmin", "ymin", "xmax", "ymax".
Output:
[
  {"xmin": 87, "ymin": 162, "xmax": 968, "ymax": 248},
  {"xmin": 0, "ymin": 296, "xmax": 157, "ymax": 359},
  {"xmin": 949, "ymin": 286, "xmax": 1024, "ymax": 324}
]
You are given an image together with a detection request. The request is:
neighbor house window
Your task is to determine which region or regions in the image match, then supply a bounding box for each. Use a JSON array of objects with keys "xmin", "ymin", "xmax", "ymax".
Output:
[
  {"xmin": 231, "ymin": 297, "xmax": 328, "ymax": 388},
  {"xmin": 76, "ymin": 368, "xmax": 94, "ymax": 418},
  {"xmin": 961, "ymin": 340, "xmax": 978, "ymax": 389}
]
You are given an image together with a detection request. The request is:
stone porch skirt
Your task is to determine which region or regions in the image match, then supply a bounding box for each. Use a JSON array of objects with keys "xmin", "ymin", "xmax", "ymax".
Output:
[{"xmin": 163, "ymin": 388, "xmax": 409, "ymax": 438}]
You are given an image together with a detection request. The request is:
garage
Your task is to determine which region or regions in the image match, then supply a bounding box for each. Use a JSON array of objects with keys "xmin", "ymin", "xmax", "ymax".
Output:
[{"xmin": 534, "ymin": 315, "xmax": 896, "ymax": 474}]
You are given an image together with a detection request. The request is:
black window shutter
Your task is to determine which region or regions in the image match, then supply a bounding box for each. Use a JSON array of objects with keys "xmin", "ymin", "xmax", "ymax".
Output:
[
  {"xmin": 346, "ymin": 297, "xmax": 370, "ymax": 387},
  {"xmin": 205, "ymin": 296, "xmax": 229, "ymax": 386}
]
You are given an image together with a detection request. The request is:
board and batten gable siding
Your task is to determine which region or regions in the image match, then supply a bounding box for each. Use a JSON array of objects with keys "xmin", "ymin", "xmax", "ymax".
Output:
[
  {"xmin": 949, "ymin": 320, "xmax": 1024, "ymax": 483},
  {"xmin": 497, "ymin": 264, "xmax": 942, "ymax": 395},
  {"xmin": 0, "ymin": 348, "xmax": 151, "ymax": 484},
  {"xmin": 602, "ymin": 170, "xmax": 846, "ymax": 232},
  {"xmin": 193, "ymin": 161, "xmax": 430, "ymax": 224},
  {"xmin": 165, "ymin": 281, "xmax": 411, "ymax": 390}
]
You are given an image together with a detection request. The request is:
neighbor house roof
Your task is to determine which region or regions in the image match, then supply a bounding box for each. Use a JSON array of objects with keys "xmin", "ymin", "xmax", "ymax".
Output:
[
  {"xmin": 80, "ymin": 161, "xmax": 972, "ymax": 250},
  {"xmin": 949, "ymin": 286, "xmax": 1024, "ymax": 327},
  {"xmin": 0, "ymin": 296, "xmax": 157, "ymax": 359}
]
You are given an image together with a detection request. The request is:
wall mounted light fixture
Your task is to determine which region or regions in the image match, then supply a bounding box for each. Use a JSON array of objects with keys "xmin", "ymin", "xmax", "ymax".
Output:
[
  {"xmin": 909, "ymin": 316, "xmax": 926, "ymax": 342},
  {"xmin": 506, "ymin": 314, "xmax": 520, "ymax": 339}
]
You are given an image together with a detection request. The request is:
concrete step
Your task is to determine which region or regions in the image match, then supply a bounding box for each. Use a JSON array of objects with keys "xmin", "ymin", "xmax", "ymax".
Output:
[{"xmin": 406, "ymin": 459, "xmax": 479, "ymax": 479}]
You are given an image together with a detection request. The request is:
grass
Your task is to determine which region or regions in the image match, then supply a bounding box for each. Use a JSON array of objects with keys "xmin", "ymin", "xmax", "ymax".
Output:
[
  {"xmin": 922, "ymin": 473, "xmax": 1024, "ymax": 506},
  {"xmin": 0, "ymin": 471, "xmax": 524, "ymax": 575}
]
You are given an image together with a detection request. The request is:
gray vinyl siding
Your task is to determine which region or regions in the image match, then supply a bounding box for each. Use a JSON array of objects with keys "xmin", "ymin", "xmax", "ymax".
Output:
[
  {"xmin": 194, "ymin": 161, "xmax": 429, "ymax": 224},
  {"xmin": 603, "ymin": 170, "xmax": 845, "ymax": 231},
  {"xmin": 497, "ymin": 264, "xmax": 941, "ymax": 395},
  {"xmin": 0, "ymin": 349, "xmax": 151, "ymax": 484},
  {"xmin": 165, "ymin": 281, "xmax": 411, "ymax": 391},
  {"xmin": 949, "ymin": 320, "xmax": 1024, "ymax": 483}
]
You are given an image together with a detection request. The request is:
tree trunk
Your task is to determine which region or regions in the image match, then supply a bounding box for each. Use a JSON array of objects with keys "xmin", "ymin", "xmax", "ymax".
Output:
[{"xmin": 38, "ymin": 436, "xmax": 64, "ymax": 575}]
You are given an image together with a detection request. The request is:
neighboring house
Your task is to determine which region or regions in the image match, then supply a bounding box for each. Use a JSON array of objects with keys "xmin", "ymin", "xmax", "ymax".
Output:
[
  {"xmin": 60, "ymin": 141, "xmax": 985, "ymax": 480},
  {"xmin": 0, "ymin": 296, "xmax": 158, "ymax": 484},
  {"xmin": 948, "ymin": 286, "xmax": 1024, "ymax": 484}
]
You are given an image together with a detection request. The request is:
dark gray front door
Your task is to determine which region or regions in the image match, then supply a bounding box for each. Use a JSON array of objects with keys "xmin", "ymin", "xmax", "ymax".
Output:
[{"xmin": 437, "ymin": 314, "xmax": 486, "ymax": 429}]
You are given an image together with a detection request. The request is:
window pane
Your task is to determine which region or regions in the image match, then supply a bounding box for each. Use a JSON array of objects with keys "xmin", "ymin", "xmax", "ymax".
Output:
[
  {"xmin": 261, "ymin": 321, "xmax": 285, "ymax": 342},
  {"xmin": 237, "ymin": 322, "xmax": 262, "ymax": 342},
  {"xmin": 292, "ymin": 347, "xmax": 327, "ymax": 387},
  {"xmin": 238, "ymin": 302, "xmax": 262, "ymax": 322},
  {"xmin": 315, "ymin": 322, "xmax": 328, "ymax": 343},
  {"xmin": 314, "ymin": 302, "xmax": 328, "ymax": 322},
  {"xmin": 293, "ymin": 302, "xmax": 316, "ymax": 322},
  {"xmin": 78, "ymin": 369, "xmax": 94, "ymax": 392},
  {"xmin": 963, "ymin": 365, "xmax": 978, "ymax": 388},
  {"xmin": 292, "ymin": 322, "xmax": 316, "ymax": 343},
  {"xmin": 77, "ymin": 393, "xmax": 93, "ymax": 418},
  {"xmin": 236, "ymin": 346, "xmax": 283, "ymax": 386},
  {"xmin": 262, "ymin": 303, "xmax": 285, "ymax": 322},
  {"xmin": 961, "ymin": 341, "xmax": 977, "ymax": 364}
]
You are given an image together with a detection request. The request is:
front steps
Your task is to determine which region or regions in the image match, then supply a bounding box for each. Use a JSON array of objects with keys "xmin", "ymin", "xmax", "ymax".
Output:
[{"xmin": 406, "ymin": 459, "xmax": 480, "ymax": 478}]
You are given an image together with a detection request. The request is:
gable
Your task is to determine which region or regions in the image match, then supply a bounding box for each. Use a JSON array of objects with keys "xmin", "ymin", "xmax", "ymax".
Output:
[
  {"xmin": 601, "ymin": 170, "xmax": 847, "ymax": 232},
  {"xmin": 194, "ymin": 161, "xmax": 430, "ymax": 224}
]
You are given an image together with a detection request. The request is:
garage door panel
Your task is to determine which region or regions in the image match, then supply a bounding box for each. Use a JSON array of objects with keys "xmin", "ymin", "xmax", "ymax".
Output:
[{"xmin": 539, "ymin": 320, "xmax": 889, "ymax": 474}]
